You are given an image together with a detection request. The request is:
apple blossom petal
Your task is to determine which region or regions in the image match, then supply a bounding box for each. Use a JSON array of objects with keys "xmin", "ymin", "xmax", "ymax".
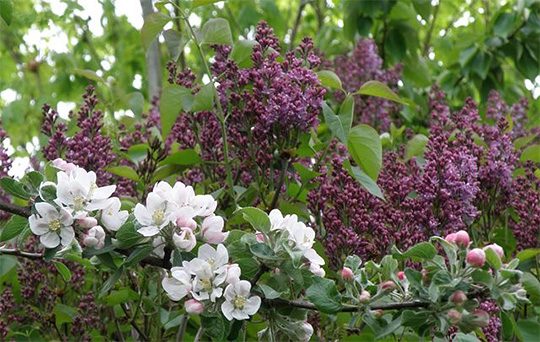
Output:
[
  {"xmin": 137, "ymin": 225, "xmax": 160, "ymax": 237},
  {"xmin": 243, "ymin": 296, "xmax": 261, "ymax": 315},
  {"xmin": 40, "ymin": 232, "xmax": 60, "ymax": 248}
]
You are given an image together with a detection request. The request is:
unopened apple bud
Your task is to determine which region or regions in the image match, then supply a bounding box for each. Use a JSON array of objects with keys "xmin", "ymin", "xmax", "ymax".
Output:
[
  {"xmin": 341, "ymin": 267, "xmax": 354, "ymax": 281},
  {"xmin": 273, "ymin": 268, "xmax": 281, "ymax": 275},
  {"xmin": 466, "ymin": 248, "xmax": 486, "ymax": 268},
  {"xmin": 77, "ymin": 216, "xmax": 98, "ymax": 229},
  {"xmin": 397, "ymin": 271, "xmax": 405, "ymax": 281},
  {"xmin": 454, "ymin": 231, "xmax": 470, "ymax": 248},
  {"xmin": 371, "ymin": 310, "xmax": 383, "ymax": 319},
  {"xmin": 445, "ymin": 233, "xmax": 457, "ymax": 244},
  {"xmin": 358, "ymin": 290, "xmax": 371, "ymax": 303},
  {"xmin": 379, "ymin": 280, "xmax": 396, "ymax": 293},
  {"xmin": 422, "ymin": 269, "xmax": 430, "ymax": 282},
  {"xmin": 483, "ymin": 243, "xmax": 504, "ymax": 259},
  {"xmin": 300, "ymin": 322, "xmax": 313, "ymax": 342},
  {"xmin": 447, "ymin": 310, "xmax": 462, "ymax": 324},
  {"xmin": 449, "ymin": 290, "xmax": 467, "ymax": 305},
  {"xmin": 256, "ymin": 233, "xmax": 265, "ymax": 243},
  {"xmin": 184, "ymin": 299, "xmax": 203, "ymax": 315},
  {"xmin": 470, "ymin": 309, "xmax": 490, "ymax": 328}
]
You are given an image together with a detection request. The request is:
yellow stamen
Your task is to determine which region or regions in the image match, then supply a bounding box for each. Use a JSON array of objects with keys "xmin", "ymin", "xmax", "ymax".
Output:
[
  {"xmin": 234, "ymin": 296, "xmax": 246, "ymax": 309},
  {"xmin": 49, "ymin": 219, "xmax": 62, "ymax": 231}
]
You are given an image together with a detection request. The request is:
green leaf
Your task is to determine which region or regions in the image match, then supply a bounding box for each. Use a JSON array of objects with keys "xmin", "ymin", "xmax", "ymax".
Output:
[
  {"xmin": 493, "ymin": 12, "xmax": 516, "ymax": 37},
  {"xmin": 343, "ymin": 159, "xmax": 385, "ymax": 200},
  {"xmin": 347, "ymin": 124, "xmax": 382, "ymax": 181},
  {"xmin": 201, "ymin": 314, "xmax": 230, "ymax": 340},
  {"xmin": 471, "ymin": 269, "xmax": 493, "ymax": 287},
  {"xmin": 191, "ymin": 83, "xmax": 215, "ymax": 112},
  {"xmin": 516, "ymin": 248, "xmax": 540, "ymax": 262},
  {"xmin": 103, "ymin": 287, "xmax": 139, "ymax": 306},
  {"xmin": 517, "ymin": 320, "xmax": 540, "ymax": 342},
  {"xmin": 115, "ymin": 219, "xmax": 144, "ymax": 249},
  {"xmin": 230, "ymin": 40, "xmax": 257, "ymax": 68},
  {"xmin": 356, "ymin": 80, "xmax": 408, "ymax": 105},
  {"xmin": 484, "ymin": 247, "xmax": 502, "ymax": 270},
  {"xmin": 249, "ymin": 243, "xmax": 278, "ymax": 260},
  {"xmin": 192, "ymin": 0, "xmax": 222, "ymax": 8},
  {"xmin": 306, "ymin": 277, "xmax": 343, "ymax": 314},
  {"xmin": 317, "ymin": 70, "xmax": 343, "ymax": 90},
  {"xmin": 236, "ymin": 257, "xmax": 259, "ymax": 279},
  {"xmin": 375, "ymin": 314, "xmax": 403, "ymax": 339},
  {"xmin": 0, "ymin": 177, "xmax": 30, "ymax": 200},
  {"xmin": 0, "ymin": 255, "xmax": 17, "ymax": 278},
  {"xmin": 234, "ymin": 207, "xmax": 271, "ymax": 233},
  {"xmin": 201, "ymin": 18, "xmax": 233, "ymax": 46},
  {"xmin": 160, "ymin": 149, "xmax": 203, "ymax": 166},
  {"xmin": 522, "ymin": 272, "xmax": 540, "ymax": 305},
  {"xmin": 160, "ymin": 85, "xmax": 193, "ymax": 139},
  {"xmin": 404, "ymin": 134, "xmax": 429, "ymax": 161},
  {"xmin": 322, "ymin": 101, "xmax": 347, "ymax": 144},
  {"xmin": 141, "ymin": 12, "xmax": 171, "ymax": 52},
  {"xmin": 75, "ymin": 69, "xmax": 104, "ymax": 83},
  {"xmin": 106, "ymin": 166, "xmax": 139, "ymax": 181},
  {"xmin": 163, "ymin": 29, "xmax": 189, "ymax": 62},
  {"xmin": 459, "ymin": 45, "xmax": 478, "ymax": 67},
  {"xmin": 127, "ymin": 92, "xmax": 144, "ymax": 120},
  {"xmin": 520, "ymin": 144, "xmax": 540, "ymax": 163},
  {"xmin": 123, "ymin": 245, "xmax": 154, "ymax": 267},
  {"xmin": 127, "ymin": 143, "xmax": 150, "ymax": 164},
  {"xmin": 0, "ymin": 215, "xmax": 28, "ymax": 242},
  {"xmin": 293, "ymin": 163, "xmax": 321, "ymax": 184},
  {"xmin": 53, "ymin": 261, "xmax": 72, "ymax": 282},
  {"xmin": 514, "ymin": 134, "xmax": 537, "ymax": 150},
  {"xmin": 400, "ymin": 242, "xmax": 437, "ymax": 261},
  {"xmin": 53, "ymin": 304, "xmax": 78, "ymax": 325},
  {"xmin": 453, "ymin": 333, "xmax": 481, "ymax": 342},
  {"xmin": 99, "ymin": 266, "xmax": 124, "ymax": 296},
  {"xmin": 258, "ymin": 284, "xmax": 282, "ymax": 299},
  {"xmin": 21, "ymin": 171, "xmax": 43, "ymax": 191},
  {"xmin": 0, "ymin": 0, "xmax": 13, "ymax": 25}
]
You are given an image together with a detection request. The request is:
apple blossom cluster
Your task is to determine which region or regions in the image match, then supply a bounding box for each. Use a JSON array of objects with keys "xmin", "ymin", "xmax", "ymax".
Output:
[
  {"xmin": 133, "ymin": 181, "xmax": 227, "ymax": 255},
  {"xmin": 161, "ymin": 244, "xmax": 261, "ymax": 321},
  {"xmin": 28, "ymin": 159, "xmax": 128, "ymax": 249}
]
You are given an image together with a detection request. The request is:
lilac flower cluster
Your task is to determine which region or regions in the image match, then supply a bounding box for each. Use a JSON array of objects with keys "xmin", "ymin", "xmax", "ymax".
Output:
[
  {"xmin": 478, "ymin": 299, "xmax": 501, "ymax": 342},
  {"xmin": 166, "ymin": 22, "xmax": 325, "ymax": 196},
  {"xmin": 0, "ymin": 121, "xmax": 13, "ymax": 220},
  {"xmin": 330, "ymin": 39, "xmax": 403, "ymax": 132},
  {"xmin": 309, "ymin": 86, "xmax": 537, "ymax": 269},
  {"xmin": 42, "ymin": 86, "xmax": 116, "ymax": 186}
]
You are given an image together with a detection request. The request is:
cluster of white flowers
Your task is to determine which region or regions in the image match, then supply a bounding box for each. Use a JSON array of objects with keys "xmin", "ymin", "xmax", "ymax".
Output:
[
  {"xmin": 265, "ymin": 209, "xmax": 326, "ymax": 277},
  {"xmin": 134, "ymin": 181, "xmax": 227, "ymax": 256},
  {"xmin": 29, "ymin": 159, "xmax": 128, "ymax": 249},
  {"xmin": 162, "ymin": 244, "xmax": 261, "ymax": 321}
]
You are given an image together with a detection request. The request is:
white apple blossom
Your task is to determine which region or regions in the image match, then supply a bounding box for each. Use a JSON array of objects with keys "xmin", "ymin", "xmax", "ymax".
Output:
[
  {"xmin": 162, "ymin": 267, "xmax": 193, "ymax": 301},
  {"xmin": 268, "ymin": 209, "xmax": 299, "ymax": 231},
  {"xmin": 216, "ymin": 263, "xmax": 241, "ymax": 284},
  {"xmin": 221, "ymin": 280, "xmax": 261, "ymax": 321},
  {"xmin": 173, "ymin": 227, "xmax": 197, "ymax": 252},
  {"xmin": 52, "ymin": 158, "xmax": 77, "ymax": 175},
  {"xmin": 287, "ymin": 221, "xmax": 315, "ymax": 251},
  {"xmin": 196, "ymin": 244, "xmax": 229, "ymax": 271},
  {"xmin": 152, "ymin": 236, "xmax": 166, "ymax": 258},
  {"xmin": 56, "ymin": 168, "xmax": 116, "ymax": 216},
  {"xmin": 29, "ymin": 202, "xmax": 74, "ymax": 248},
  {"xmin": 186, "ymin": 258, "xmax": 225, "ymax": 302},
  {"xmin": 100, "ymin": 197, "xmax": 129, "ymax": 231},
  {"xmin": 190, "ymin": 195, "xmax": 217, "ymax": 217},
  {"xmin": 300, "ymin": 322, "xmax": 314, "ymax": 342},
  {"xmin": 309, "ymin": 263, "xmax": 326, "ymax": 277},
  {"xmin": 176, "ymin": 216, "xmax": 197, "ymax": 230},
  {"xmin": 201, "ymin": 215, "xmax": 228, "ymax": 244},
  {"xmin": 83, "ymin": 225, "xmax": 106, "ymax": 249},
  {"xmin": 134, "ymin": 193, "xmax": 175, "ymax": 236}
]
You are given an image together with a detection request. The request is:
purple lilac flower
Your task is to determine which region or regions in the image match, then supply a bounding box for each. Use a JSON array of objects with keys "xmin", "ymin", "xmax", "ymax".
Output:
[{"xmin": 478, "ymin": 299, "xmax": 502, "ymax": 342}]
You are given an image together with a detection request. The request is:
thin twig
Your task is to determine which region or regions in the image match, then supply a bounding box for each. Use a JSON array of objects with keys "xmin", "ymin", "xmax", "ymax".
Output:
[
  {"xmin": 422, "ymin": 4, "xmax": 440, "ymax": 56},
  {"xmin": 0, "ymin": 249, "xmax": 42, "ymax": 260},
  {"xmin": 194, "ymin": 327, "xmax": 204, "ymax": 342},
  {"xmin": 264, "ymin": 298, "xmax": 430, "ymax": 312},
  {"xmin": 176, "ymin": 314, "xmax": 189, "ymax": 342},
  {"xmin": 268, "ymin": 158, "xmax": 289, "ymax": 210},
  {"xmin": 121, "ymin": 303, "xmax": 150, "ymax": 341},
  {"xmin": 289, "ymin": 0, "xmax": 307, "ymax": 50}
]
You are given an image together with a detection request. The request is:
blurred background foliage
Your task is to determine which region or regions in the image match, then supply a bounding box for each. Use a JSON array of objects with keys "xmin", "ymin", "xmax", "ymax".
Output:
[{"xmin": 0, "ymin": 0, "xmax": 539, "ymax": 159}]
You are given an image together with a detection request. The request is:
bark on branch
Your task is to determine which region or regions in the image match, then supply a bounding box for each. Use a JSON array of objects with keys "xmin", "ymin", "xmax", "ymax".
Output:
[{"xmin": 264, "ymin": 298, "xmax": 430, "ymax": 312}]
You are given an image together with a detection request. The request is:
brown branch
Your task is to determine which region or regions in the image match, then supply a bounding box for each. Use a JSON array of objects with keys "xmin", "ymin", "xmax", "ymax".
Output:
[
  {"xmin": 289, "ymin": 0, "xmax": 307, "ymax": 50},
  {"xmin": 0, "ymin": 201, "xmax": 31, "ymax": 218},
  {"xmin": 0, "ymin": 249, "xmax": 43, "ymax": 260},
  {"xmin": 264, "ymin": 298, "xmax": 430, "ymax": 312}
]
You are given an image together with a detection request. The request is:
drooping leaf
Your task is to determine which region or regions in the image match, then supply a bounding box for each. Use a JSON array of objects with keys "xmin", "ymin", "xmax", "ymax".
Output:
[
  {"xmin": 53, "ymin": 261, "xmax": 72, "ymax": 282},
  {"xmin": 191, "ymin": 83, "xmax": 215, "ymax": 112},
  {"xmin": 356, "ymin": 80, "xmax": 408, "ymax": 105},
  {"xmin": 160, "ymin": 149, "xmax": 203, "ymax": 166},
  {"xmin": 0, "ymin": 178, "xmax": 30, "ymax": 200},
  {"xmin": 141, "ymin": 12, "xmax": 171, "ymax": 52},
  {"xmin": 0, "ymin": 0, "xmax": 13, "ymax": 25},
  {"xmin": 163, "ymin": 29, "xmax": 189, "ymax": 62},
  {"xmin": 201, "ymin": 18, "xmax": 233, "ymax": 46},
  {"xmin": 347, "ymin": 124, "xmax": 382, "ymax": 181},
  {"xmin": 0, "ymin": 215, "xmax": 28, "ymax": 242},
  {"xmin": 230, "ymin": 40, "xmax": 257, "ymax": 68},
  {"xmin": 106, "ymin": 166, "xmax": 139, "ymax": 181},
  {"xmin": 404, "ymin": 134, "xmax": 429, "ymax": 161},
  {"xmin": 520, "ymin": 144, "xmax": 540, "ymax": 163},
  {"xmin": 317, "ymin": 70, "xmax": 343, "ymax": 90},
  {"xmin": 234, "ymin": 207, "xmax": 271, "ymax": 233},
  {"xmin": 160, "ymin": 85, "xmax": 193, "ymax": 139},
  {"xmin": 343, "ymin": 159, "xmax": 385, "ymax": 200}
]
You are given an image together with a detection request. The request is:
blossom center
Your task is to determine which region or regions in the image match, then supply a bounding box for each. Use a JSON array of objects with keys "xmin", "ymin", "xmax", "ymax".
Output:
[
  {"xmin": 234, "ymin": 296, "xmax": 247, "ymax": 309},
  {"xmin": 49, "ymin": 219, "xmax": 62, "ymax": 231},
  {"xmin": 74, "ymin": 197, "xmax": 85, "ymax": 210},
  {"xmin": 152, "ymin": 210, "xmax": 165, "ymax": 224},
  {"xmin": 201, "ymin": 279, "xmax": 212, "ymax": 291}
]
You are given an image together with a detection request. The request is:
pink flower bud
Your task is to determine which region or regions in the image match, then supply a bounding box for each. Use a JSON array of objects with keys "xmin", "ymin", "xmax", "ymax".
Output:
[
  {"xmin": 449, "ymin": 290, "xmax": 467, "ymax": 305},
  {"xmin": 184, "ymin": 299, "xmax": 203, "ymax": 315},
  {"xmin": 53, "ymin": 158, "xmax": 77, "ymax": 175},
  {"xmin": 256, "ymin": 233, "xmax": 265, "ymax": 243},
  {"xmin": 341, "ymin": 267, "xmax": 354, "ymax": 281},
  {"xmin": 371, "ymin": 310, "xmax": 383, "ymax": 319},
  {"xmin": 273, "ymin": 268, "xmax": 281, "ymax": 275},
  {"xmin": 176, "ymin": 217, "xmax": 197, "ymax": 231},
  {"xmin": 454, "ymin": 231, "xmax": 470, "ymax": 248},
  {"xmin": 447, "ymin": 310, "xmax": 462, "ymax": 324},
  {"xmin": 470, "ymin": 309, "xmax": 490, "ymax": 328},
  {"xmin": 445, "ymin": 233, "xmax": 457, "ymax": 244},
  {"xmin": 466, "ymin": 248, "xmax": 486, "ymax": 268},
  {"xmin": 300, "ymin": 322, "xmax": 313, "ymax": 342},
  {"xmin": 422, "ymin": 269, "xmax": 430, "ymax": 282},
  {"xmin": 483, "ymin": 243, "xmax": 504, "ymax": 259},
  {"xmin": 77, "ymin": 216, "xmax": 98, "ymax": 229},
  {"xmin": 397, "ymin": 271, "xmax": 405, "ymax": 281},
  {"xmin": 379, "ymin": 280, "xmax": 397, "ymax": 292},
  {"xmin": 358, "ymin": 290, "xmax": 371, "ymax": 303}
]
